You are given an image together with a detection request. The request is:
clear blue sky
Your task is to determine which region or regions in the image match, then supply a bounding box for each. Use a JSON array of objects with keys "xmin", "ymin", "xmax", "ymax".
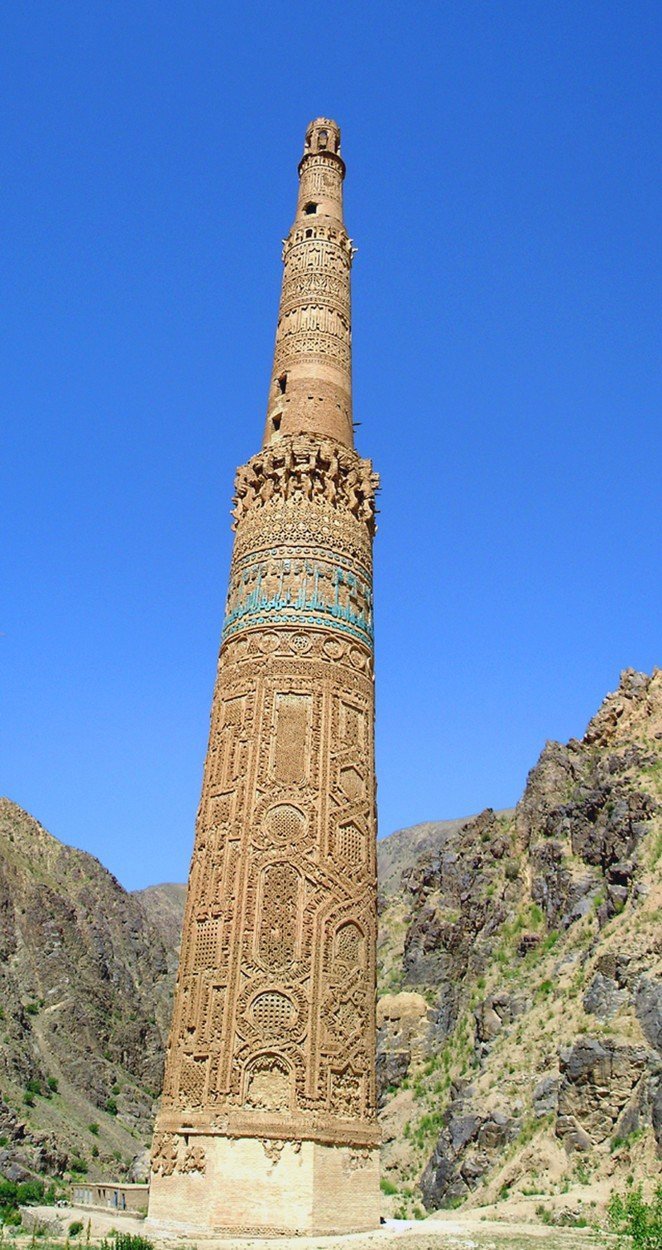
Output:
[{"xmin": 2, "ymin": 2, "xmax": 660, "ymax": 890}]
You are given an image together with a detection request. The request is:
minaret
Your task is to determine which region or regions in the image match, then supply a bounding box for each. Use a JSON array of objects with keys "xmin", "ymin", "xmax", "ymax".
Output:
[{"xmin": 147, "ymin": 119, "xmax": 380, "ymax": 1237}]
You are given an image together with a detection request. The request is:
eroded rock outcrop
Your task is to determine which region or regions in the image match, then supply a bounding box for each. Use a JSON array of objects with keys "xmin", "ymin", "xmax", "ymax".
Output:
[
  {"xmin": 377, "ymin": 669, "xmax": 662, "ymax": 1215},
  {"xmin": 556, "ymin": 1039, "xmax": 649, "ymax": 1148}
]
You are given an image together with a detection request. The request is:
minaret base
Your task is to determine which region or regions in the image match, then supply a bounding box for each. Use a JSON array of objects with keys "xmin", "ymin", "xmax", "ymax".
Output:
[{"xmin": 146, "ymin": 1136, "xmax": 380, "ymax": 1237}]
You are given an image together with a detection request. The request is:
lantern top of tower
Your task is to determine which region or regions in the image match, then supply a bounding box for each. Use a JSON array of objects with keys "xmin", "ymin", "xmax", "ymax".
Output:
[{"xmin": 303, "ymin": 117, "xmax": 341, "ymax": 157}]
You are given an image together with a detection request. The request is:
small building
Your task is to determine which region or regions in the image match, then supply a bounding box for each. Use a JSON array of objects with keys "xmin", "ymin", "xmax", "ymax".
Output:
[{"xmin": 71, "ymin": 1183, "xmax": 149, "ymax": 1215}]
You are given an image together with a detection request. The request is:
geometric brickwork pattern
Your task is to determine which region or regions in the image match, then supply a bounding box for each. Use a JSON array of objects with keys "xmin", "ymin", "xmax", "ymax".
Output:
[{"xmin": 150, "ymin": 117, "xmax": 379, "ymax": 1188}]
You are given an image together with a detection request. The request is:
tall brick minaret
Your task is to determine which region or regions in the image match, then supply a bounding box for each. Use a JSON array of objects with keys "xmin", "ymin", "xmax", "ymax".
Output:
[{"xmin": 147, "ymin": 119, "xmax": 380, "ymax": 1237}]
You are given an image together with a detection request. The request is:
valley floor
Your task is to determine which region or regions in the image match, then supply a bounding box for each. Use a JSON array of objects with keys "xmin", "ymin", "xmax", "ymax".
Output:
[{"xmin": 22, "ymin": 1203, "xmax": 608, "ymax": 1249}]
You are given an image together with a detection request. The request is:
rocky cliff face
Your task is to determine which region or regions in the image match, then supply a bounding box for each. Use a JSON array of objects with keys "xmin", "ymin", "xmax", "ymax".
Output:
[
  {"xmin": 377, "ymin": 669, "xmax": 661, "ymax": 1218},
  {"xmin": 0, "ymin": 801, "xmax": 173, "ymax": 1184},
  {"xmin": 0, "ymin": 668, "xmax": 659, "ymax": 1220},
  {"xmin": 133, "ymin": 884, "xmax": 186, "ymax": 976}
]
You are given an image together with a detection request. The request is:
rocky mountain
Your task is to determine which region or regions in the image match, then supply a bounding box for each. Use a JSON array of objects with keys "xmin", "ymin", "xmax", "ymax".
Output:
[
  {"xmin": 378, "ymin": 814, "xmax": 513, "ymax": 901},
  {"xmin": 0, "ymin": 667, "xmax": 659, "ymax": 1226},
  {"xmin": 0, "ymin": 801, "xmax": 174, "ymax": 1184},
  {"xmin": 377, "ymin": 668, "xmax": 661, "ymax": 1220},
  {"xmin": 133, "ymin": 884, "xmax": 186, "ymax": 975}
]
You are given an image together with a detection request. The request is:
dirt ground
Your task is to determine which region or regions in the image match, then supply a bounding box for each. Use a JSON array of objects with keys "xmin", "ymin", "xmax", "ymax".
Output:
[{"xmin": 23, "ymin": 1204, "xmax": 608, "ymax": 1249}]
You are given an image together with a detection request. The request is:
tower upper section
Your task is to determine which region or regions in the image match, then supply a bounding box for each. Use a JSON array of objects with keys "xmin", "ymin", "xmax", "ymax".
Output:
[{"xmin": 263, "ymin": 118, "xmax": 354, "ymax": 448}]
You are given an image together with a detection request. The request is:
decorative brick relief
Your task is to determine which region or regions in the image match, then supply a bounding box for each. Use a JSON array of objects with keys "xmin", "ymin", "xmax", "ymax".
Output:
[
  {"xmin": 258, "ymin": 863, "xmax": 301, "ymax": 968},
  {"xmin": 272, "ymin": 694, "xmax": 311, "ymax": 784},
  {"xmin": 335, "ymin": 921, "xmax": 364, "ymax": 969},
  {"xmin": 151, "ymin": 1133, "xmax": 177, "ymax": 1177},
  {"xmin": 231, "ymin": 437, "xmax": 378, "ymax": 532},
  {"xmin": 151, "ymin": 1133, "xmax": 206, "ymax": 1177},
  {"xmin": 244, "ymin": 1054, "xmax": 293, "ymax": 1112},
  {"xmin": 151, "ymin": 118, "xmax": 379, "ymax": 1180},
  {"xmin": 179, "ymin": 1142, "xmax": 206, "ymax": 1174}
]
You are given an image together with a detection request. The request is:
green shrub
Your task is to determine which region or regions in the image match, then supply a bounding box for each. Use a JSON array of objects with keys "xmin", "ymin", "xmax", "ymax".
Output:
[
  {"xmin": 0, "ymin": 1179, "xmax": 49, "ymax": 1226},
  {"xmin": 47, "ymin": 1077, "xmax": 59, "ymax": 1093},
  {"xmin": 1, "ymin": 1207, "xmax": 21, "ymax": 1227},
  {"xmin": 99, "ymin": 1235, "xmax": 155, "ymax": 1250},
  {"xmin": 441, "ymin": 1194, "xmax": 465, "ymax": 1210},
  {"xmin": 535, "ymin": 1204, "xmax": 554, "ymax": 1225},
  {"xmin": 25, "ymin": 1078, "xmax": 41, "ymax": 1095},
  {"xmin": 69, "ymin": 1222, "xmax": 84, "ymax": 1237},
  {"xmin": 610, "ymin": 1127, "xmax": 645, "ymax": 1154},
  {"xmin": 608, "ymin": 1183, "xmax": 662, "ymax": 1248},
  {"xmin": 88, "ymin": 1123, "xmax": 100, "ymax": 1136},
  {"xmin": 0, "ymin": 1180, "xmax": 19, "ymax": 1209},
  {"xmin": 105, "ymin": 1098, "xmax": 118, "ymax": 1116},
  {"xmin": 380, "ymin": 1177, "xmax": 398, "ymax": 1195},
  {"xmin": 17, "ymin": 1181, "xmax": 47, "ymax": 1206},
  {"xmin": 414, "ymin": 1110, "xmax": 444, "ymax": 1145}
]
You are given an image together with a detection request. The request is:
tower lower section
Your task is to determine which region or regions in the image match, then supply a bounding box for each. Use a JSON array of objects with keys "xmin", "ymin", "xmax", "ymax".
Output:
[{"xmin": 146, "ymin": 1136, "xmax": 380, "ymax": 1237}]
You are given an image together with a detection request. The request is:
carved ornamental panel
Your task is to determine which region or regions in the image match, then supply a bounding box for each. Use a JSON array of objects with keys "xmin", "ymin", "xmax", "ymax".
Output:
[{"xmin": 152, "ymin": 118, "xmax": 379, "ymax": 1166}]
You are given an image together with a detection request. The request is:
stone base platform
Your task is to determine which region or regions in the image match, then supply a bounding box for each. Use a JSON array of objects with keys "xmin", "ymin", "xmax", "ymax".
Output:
[{"xmin": 146, "ymin": 1136, "xmax": 381, "ymax": 1237}]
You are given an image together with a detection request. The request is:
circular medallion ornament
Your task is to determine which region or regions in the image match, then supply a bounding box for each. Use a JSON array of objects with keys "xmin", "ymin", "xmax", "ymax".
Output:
[
  {"xmin": 323, "ymin": 638, "xmax": 345, "ymax": 660},
  {"xmin": 258, "ymin": 633, "xmax": 280, "ymax": 654},
  {"xmin": 290, "ymin": 633, "xmax": 312, "ymax": 654},
  {"xmin": 235, "ymin": 978, "xmax": 308, "ymax": 1046},
  {"xmin": 263, "ymin": 803, "xmax": 306, "ymax": 843},
  {"xmin": 251, "ymin": 990, "xmax": 297, "ymax": 1033}
]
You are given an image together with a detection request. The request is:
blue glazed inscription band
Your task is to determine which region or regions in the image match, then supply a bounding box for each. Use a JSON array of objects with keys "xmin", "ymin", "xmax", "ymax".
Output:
[{"xmin": 223, "ymin": 555, "xmax": 373, "ymax": 648}]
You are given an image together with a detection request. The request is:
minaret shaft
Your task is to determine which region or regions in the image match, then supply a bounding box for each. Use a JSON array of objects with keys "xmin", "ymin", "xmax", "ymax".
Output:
[
  {"xmin": 264, "ymin": 118, "xmax": 353, "ymax": 449},
  {"xmin": 148, "ymin": 119, "xmax": 380, "ymax": 1238}
]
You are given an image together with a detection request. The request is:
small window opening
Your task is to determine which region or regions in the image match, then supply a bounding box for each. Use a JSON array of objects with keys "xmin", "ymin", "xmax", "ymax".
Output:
[
  {"xmin": 277, "ymin": 373, "xmax": 287, "ymax": 394},
  {"xmin": 272, "ymin": 414, "xmax": 281, "ymax": 433},
  {"xmin": 305, "ymin": 229, "xmax": 313, "ymax": 238},
  {"xmin": 303, "ymin": 202, "xmax": 317, "ymax": 215}
]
